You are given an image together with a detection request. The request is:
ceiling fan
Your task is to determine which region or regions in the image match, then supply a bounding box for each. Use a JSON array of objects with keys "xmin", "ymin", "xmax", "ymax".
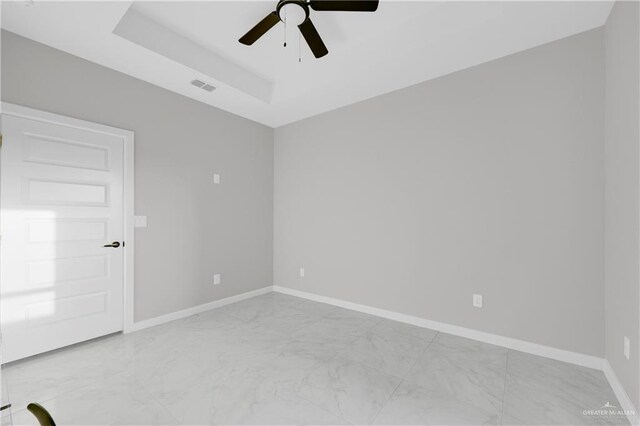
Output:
[{"xmin": 239, "ymin": 0, "xmax": 379, "ymax": 59}]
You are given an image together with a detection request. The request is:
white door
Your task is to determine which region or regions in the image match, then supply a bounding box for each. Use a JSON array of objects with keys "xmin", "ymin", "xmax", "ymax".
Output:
[{"xmin": 1, "ymin": 110, "xmax": 126, "ymax": 363}]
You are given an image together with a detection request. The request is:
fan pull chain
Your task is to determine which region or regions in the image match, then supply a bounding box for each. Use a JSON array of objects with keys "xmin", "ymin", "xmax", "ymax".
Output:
[
  {"xmin": 283, "ymin": 8, "xmax": 287, "ymax": 47},
  {"xmin": 298, "ymin": 31, "xmax": 302, "ymax": 63}
]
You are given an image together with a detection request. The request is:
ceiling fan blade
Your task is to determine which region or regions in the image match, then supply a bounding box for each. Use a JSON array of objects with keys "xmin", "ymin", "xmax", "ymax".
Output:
[
  {"xmin": 309, "ymin": 0, "xmax": 379, "ymax": 12},
  {"xmin": 298, "ymin": 18, "xmax": 328, "ymax": 58},
  {"xmin": 239, "ymin": 11, "xmax": 280, "ymax": 45}
]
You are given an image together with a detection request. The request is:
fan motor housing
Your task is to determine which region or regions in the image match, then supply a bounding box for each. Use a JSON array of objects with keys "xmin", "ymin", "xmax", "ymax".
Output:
[{"xmin": 276, "ymin": 0, "xmax": 310, "ymax": 25}]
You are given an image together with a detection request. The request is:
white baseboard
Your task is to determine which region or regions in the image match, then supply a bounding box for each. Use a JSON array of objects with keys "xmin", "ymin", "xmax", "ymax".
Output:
[
  {"xmin": 124, "ymin": 286, "xmax": 272, "ymax": 333},
  {"xmin": 273, "ymin": 285, "xmax": 603, "ymax": 370},
  {"xmin": 603, "ymin": 360, "xmax": 639, "ymax": 425}
]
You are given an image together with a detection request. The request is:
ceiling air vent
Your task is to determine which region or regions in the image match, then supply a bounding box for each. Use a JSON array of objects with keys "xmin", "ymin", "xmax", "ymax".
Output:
[{"xmin": 191, "ymin": 79, "xmax": 216, "ymax": 93}]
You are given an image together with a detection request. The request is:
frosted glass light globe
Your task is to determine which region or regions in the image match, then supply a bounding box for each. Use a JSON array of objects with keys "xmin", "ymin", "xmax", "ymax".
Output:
[{"xmin": 279, "ymin": 3, "xmax": 307, "ymax": 25}]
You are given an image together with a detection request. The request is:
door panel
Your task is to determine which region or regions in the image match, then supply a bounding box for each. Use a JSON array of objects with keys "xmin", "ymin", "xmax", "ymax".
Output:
[
  {"xmin": 1, "ymin": 113, "xmax": 125, "ymax": 363},
  {"xmin": 23, "ymin": 179, "xmax": 110, "ymax": 206},
  {"xmin": 27, "ymin": 219, "xmax": 108, "ymax": 243},
  {"xmin": 23, "ymin": 133, "xmax": 111, "ymax": 171},
  {"xmin": 26, "ymin": 291, "xmax": 108, "ymax": 327},
  {"xmin": 25, "ymin": 255, "xmax": 109, "ymax": 285}
]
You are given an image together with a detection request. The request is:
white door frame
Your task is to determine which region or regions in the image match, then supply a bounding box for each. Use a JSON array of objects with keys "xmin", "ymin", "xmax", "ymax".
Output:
[{"xmin": 1, "ymin": 102, "xmax": 136, "ymax": 333}]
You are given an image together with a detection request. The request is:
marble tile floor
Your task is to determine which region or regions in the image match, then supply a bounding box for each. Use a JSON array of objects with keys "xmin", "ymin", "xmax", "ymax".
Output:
[{"xmin": 0, "ymin": 292, "xmax": 628, "ymax": 425}]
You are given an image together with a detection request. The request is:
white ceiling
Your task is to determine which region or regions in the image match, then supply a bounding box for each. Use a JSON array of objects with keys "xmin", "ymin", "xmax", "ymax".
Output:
[{"xmin": 2, "ymin": 1, "xmax": 613, "ymax": 127}]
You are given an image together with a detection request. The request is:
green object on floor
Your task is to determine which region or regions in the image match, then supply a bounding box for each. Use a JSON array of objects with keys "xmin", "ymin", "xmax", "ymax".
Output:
[{"xmin": 27, "ymin": 403, "xmax": 56, "ymax": 426}]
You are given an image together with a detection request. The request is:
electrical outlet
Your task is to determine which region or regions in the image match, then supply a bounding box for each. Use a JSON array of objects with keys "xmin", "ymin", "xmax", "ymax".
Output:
[
  {"xmin": 299, "ymin": 268, "xmax": 305, "ymax": 277},
  {"xmin": 624, "ymin": 336, "xmax": 630, "ymax": 360},
  {"xmin": 473, "ymin": 294, "xmax": 483, "ymax": 308},
  {"xmin": 213, "ymin": 274, "xmax": 221, "ymax": 285},
  {"xmin": 134, "ymin": 215, "xmax": 147, "ymax": 228},
  {"xmin": 213, "ymin": 173, "xmax": 220, "ymax": 184}
]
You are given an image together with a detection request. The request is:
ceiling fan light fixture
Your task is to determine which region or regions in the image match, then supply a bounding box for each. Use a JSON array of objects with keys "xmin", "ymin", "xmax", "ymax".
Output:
[
  {"xmin": 239, "ymin": 0, "xmax": 379, "ymax": 58},
  {"xmin": 277, "ymin": 1, "xmax": 308, "ymax": 26}
]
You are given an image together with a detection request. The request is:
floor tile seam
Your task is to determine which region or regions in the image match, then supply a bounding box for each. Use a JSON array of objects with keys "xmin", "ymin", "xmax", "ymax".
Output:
[
  {"xmin": 499, "ymin": 361, "xmax": 617, "ymax": 425},
  {"xmin": 1, "ymin": 407, "xmax": 24, "ymax": 426},
  {"xmin": 329, "ymin": 325, "xmax": 372, "ymax": 364},
  {"xmin": 286, "ymin": 303, "xmax": 332, "ymax": 318},
  {"xmin": 499, "ymin": 349, "xmax": 511, "ymax": 426},
  {"xmin": 284, "ymin": 305, "xmax": 381, "ymax": 349},
  {"xmin": 146, "ymin": 340, "xmax": 231, "ymax": 365},
  {"xmin": 178, "ymin": 310, "xmax": 253, "ymax": 325},
  {"xmin": 7, "ymin": 396, "xmax": 59, "ymax": 426},
  {"xmin": 304, "ymin": 298, "xmax": 383, "ymax": 325},
  {"xmin": 366, "ymin": 317, "xmax": 385, "ymax": 337},
  {"xmin": 0, "ymin": 372, "xmax": 14, "ymax": 414},
  {"xmin": 391, "ymin": 379, "xmax": 507, "ymax": 420},
  {"xmin": 369, "ymin": 331, "xmax": 441, "ymax": 424},
  {"xmin": 302, "ymin": 348, "xmax": 345, "ymax": 379},
  {"xmin": 6, "ymin": 395, "xmax": 53, "ymax": 421},
  {"xmin": 315, "ymin": 315, "xmax": 398, "ymax": 375},
  {"xmin": 504, "ymin": 379, "xmax": 619, "ymax": 416},
  {"xmin": 503, "ymin": 365, "xmax": 610, "ymax": 397},
  {"xmin": 22, "ymin": 383, "xmax": 190, "ymax": 426},
  {"xmin": 324, "ymin": 315, "xmax": 383, "ymax": 357},
  {"xmin": 174, "ymin": 324, "xmax": 248, "ymax": 338},
  {"xmin": 403, "ymin": 336, "xmax": 510, "ymax": 415},
  {"xmin": 185, "ymin": 309, "xmax": 255, "ymax": 330},
  {"xmin": 224, "ymin": 306, "xmax": 263, "ymax": 322},
  {"xmin": 271, "ymin": 313, "xmax": 328, "ymax": 338},
  {"xmin": 6, "ymin": 365, "xmax": 133, "ymax": 415},
  {"xmin": 291, "ymin": 299, "xmax": 343, "ymax": 316},
  {"xmin": 248, "ymin": 323, "xmax": 302, "ymax": 342},
  {"xmin": 295, "ymin": 391, "xmax": 356, "ymax": 426},
  {"xmin": 134, "ymin": 377, "xmax": 183, "ymax": 426},
  {"xmin": 379, "ymin": 329, "xmax": 440, "ymax": 345},
  {"xmin": 330, "ymin": 346, "xmax": 406, "ymax": 386},
  {"xmin": 285, "ymin": 343, "xmax": 356, "ymax": 425},
  {"xmin": 237, "ymin": 312, "xmax": 305, "ymax": 343},
  {"xmin": 362, "ymin": 326, "xmax": 433, "ymax": 352}
]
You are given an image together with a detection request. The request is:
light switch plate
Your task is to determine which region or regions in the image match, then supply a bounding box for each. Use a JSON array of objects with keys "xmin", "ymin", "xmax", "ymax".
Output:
[
  {"xmin": 473, "ymin": 294, "xmax": 483, "ymax": 308},
  {"xmin": 624, "ymin": 336, "xmax": 630, "ymax": 360},
  {"xmin": 213, "ymin": 274, "xmax": 221, "ymax": 285},
  {"xmin": 299, "ymin": 268, "xmax": 305, "ymax": 277},
  {"xmin": 134, "ymin": 216, "xmax": 147, "ymax": 228},
  {"xmin": 213, "ymin": 173, "xmax": 220, "ymax": 184}
]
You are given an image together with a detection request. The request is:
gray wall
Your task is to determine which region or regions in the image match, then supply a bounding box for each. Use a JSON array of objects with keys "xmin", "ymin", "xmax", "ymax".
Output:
[
  {"xmin": 4, "ymin": 16, "xmax": 630, "ymax": 381},
  {"xmin": 1, "ymin": 31, "xmax": 274, "ymax": 323},
  {"xmin": 275, "ymin": 29, "xmax": 605, "ymax": 356},
  {"xmin": 604, "ymin": 1, "xmax": 640, "ymax": 409}
]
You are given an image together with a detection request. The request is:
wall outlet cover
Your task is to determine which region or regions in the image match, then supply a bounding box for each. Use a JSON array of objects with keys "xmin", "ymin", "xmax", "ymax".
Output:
[
  {"xmin": 624, "ymin": 336, "xmax": 630, "ymax": 360},
  {"xmin": 213, "ymin": 274, "xmax": 221, "ymax": 285},
  {"xmin": 299, "ymin": 268, "xmax": 305, "ymax": 277},
  {"xmin": 473, "ymin": 294, "xmax": 483, "ymax": 308},
  {"xmin": 213, "ymin": 173, "xmax": 220, "ymax": 184},
  {"xmin": 134, "ymin": 216, "xmax": 148, "ymax": 228}
]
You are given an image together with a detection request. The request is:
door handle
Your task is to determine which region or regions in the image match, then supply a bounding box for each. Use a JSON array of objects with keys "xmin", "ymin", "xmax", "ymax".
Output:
[{"xmin": 103, "ymin": 241, "xmax": 121, "ymax": 248}]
